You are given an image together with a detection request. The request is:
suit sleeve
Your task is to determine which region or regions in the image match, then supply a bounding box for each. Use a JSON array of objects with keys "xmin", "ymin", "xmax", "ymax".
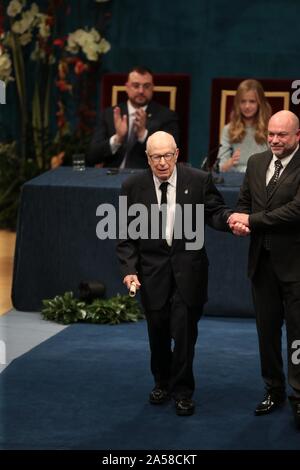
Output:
[
  {"xmin": 236, "ymin": 169, "xmax": 252, "ymax": 214},
  {"xmin": 249, "ymin": 185, "xmax": 300, "ymax": 229},
  {"xmin": 116, "ymin": 182, "xmax": 139, "ymax": 278},
  {"xmin": 204, "ymin": 173, "xmax": 232, "ymax": 231},
  {"xmin": 87, "ymin": 109, "xmax": 125, "ymax": 165}
]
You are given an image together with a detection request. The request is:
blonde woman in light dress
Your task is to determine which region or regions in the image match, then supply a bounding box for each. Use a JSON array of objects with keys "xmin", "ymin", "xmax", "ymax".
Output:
[{"xmin": 218, "ymin": 79, "xmax": 271, "ymax": 172}]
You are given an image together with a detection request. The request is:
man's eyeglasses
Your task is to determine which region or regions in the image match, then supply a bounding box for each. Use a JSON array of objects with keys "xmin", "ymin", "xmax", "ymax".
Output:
[
  {"xmin": 149, "ymin": 152, "xmax": 176, "ymax": 162},
  {"xmin": 130, "ymin": 82, "xmax": 153, "ymax": 91}
]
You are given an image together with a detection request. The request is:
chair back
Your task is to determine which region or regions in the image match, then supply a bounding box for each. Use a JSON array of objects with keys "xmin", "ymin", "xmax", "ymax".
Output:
[
  {"xmin": 100, "ymin": 73, "xmax": 191, "ymax": 161},
  {"xmin": 208, "ymin": 77, "xmax": 298, "ymax": 166}
]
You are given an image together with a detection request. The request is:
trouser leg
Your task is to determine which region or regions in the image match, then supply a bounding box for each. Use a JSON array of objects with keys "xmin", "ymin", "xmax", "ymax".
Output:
[
  {"xmin": 145, "ymin": 287, "xmax": 202, "ymax": 397},
  {"xmin": 169, "ymin": 287, "xmax": 203, "ymax": 399},
  {"xmin": 145, "ymin": 305, "xmax": 172, "ymax": 389},
  {"xmin": 252, "ymin": 249, "xmax": 286, "ymax": 398},
  {"xmin": 281, "ymin": 281, "xmax": 300, "ymax": 398}
]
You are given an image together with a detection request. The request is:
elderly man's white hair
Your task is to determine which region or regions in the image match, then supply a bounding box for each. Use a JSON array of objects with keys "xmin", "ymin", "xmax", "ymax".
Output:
[{"xmin": 146, "ymin": 131, "xmax": 177, "ymax": 153}]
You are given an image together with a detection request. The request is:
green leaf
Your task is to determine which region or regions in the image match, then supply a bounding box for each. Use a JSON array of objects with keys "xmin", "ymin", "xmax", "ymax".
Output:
[{"xmin": 41, "ymin": 292, "xmax": 144, "ymax": 325}]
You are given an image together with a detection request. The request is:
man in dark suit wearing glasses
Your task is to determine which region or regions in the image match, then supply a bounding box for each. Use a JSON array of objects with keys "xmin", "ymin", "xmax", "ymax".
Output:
[{"xmin": 116, "ymin": 131, "xmax": 246, "ymax": 415}]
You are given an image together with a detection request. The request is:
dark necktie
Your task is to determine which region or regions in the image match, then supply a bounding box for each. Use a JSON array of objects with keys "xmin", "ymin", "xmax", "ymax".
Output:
[
  {"xmin": 159, "ymin": 182, "xmax": 169, "ymax": 239},
  {"xmin": 264, "ymin": 159, "xmax": 283, "ymax": 249},
  {"xmin": 160, "ymin": 182, "xmax": 169, "ymax": 206},
  {"xmin": 266, "ymin": 159, "xmax": 283, "ymax": 197}
]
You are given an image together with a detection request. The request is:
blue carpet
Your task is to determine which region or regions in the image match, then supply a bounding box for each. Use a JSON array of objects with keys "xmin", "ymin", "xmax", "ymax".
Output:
[{"xmin": 0, "ymin": 317, "xmax": 299, "ymax": 450}]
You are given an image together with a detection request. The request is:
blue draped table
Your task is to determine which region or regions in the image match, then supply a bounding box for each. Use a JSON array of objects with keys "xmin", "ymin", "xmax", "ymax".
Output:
[{"xmin": 12, "ymin": 167, "xmax": 253, "ymax": 317}]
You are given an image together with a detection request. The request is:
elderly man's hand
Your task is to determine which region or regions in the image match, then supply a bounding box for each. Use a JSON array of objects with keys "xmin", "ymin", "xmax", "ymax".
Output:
[
  {"xmin": 230, "ymin": 222, "xmax": 250, "ymax": 236},
  {"xmin": 228, "ymin": 212, "xmax": 249, "ymax": 226},
  {"xmin": 123, "ymin": 274, "xmax": 141, "ymax": 291},
  {"xmin": 227, "ymin": 212, "xmax": 251, "ymax": 236}
]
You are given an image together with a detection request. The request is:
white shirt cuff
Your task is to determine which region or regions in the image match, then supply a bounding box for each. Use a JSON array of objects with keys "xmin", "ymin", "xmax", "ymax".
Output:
[{"xmin": 110, "ymin": 135, "xmax": 122, "ymax": 154}]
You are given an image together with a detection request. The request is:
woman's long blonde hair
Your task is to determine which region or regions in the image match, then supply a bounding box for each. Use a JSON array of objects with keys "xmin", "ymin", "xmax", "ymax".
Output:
[{"xmin": 228, "ymin": 79, "xmax": 271, "ymax": 144}]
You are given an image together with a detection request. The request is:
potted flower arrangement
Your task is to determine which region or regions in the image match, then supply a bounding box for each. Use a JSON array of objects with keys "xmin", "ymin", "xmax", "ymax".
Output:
[{"xmin": 0, "ymin": 0, "xmax": 111, "ymax": 228}]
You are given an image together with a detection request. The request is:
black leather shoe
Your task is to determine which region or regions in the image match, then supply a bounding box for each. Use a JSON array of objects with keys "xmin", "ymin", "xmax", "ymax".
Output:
[
  {"xmin": 255, "ymin": 394, "xmax": 286, "ymax": 416},
  {"xmin": 175, "ymin": 398, "xmax": 195, "ymax": 416},
  {"xmin": 149, "ymin": 387, "xmax": 170, "ymax": 405},
  {"xmin": 288, "ymin": 396, "xmax": 300, "ymax": 429}
]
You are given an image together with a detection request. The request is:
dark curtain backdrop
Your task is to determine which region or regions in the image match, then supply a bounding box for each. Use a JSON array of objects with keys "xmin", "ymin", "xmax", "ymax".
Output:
[
  {"xmin": 103, "ymin": 0, "xmax": 300, "ymax": 166},
  {"xmin": 2, "ymin": 0, "xmax": 300, "ymax": 167}
]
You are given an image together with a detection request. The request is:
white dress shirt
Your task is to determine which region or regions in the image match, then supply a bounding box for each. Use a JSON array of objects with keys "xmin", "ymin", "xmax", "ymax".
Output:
[
  {"xmin": 266, "ymin": 145, "xmax": 299, "ymax": 185},
  {"xmin": 153, "ymin": 167, "xmax": 177, "ymax": 246}
]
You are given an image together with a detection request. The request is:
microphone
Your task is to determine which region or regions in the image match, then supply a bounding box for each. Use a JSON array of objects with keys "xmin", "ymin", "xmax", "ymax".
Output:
[
  {"xmin": 201, "ymin": 144, "xmax": 225, "ymax": 184},
  {"xmin": 201, "ymin": 144, "xmax": 222, "ymax": 171},
  {"xmin": 213, "ymin": 145, "xmax": 233, "ymax": 174},
  {"xmin": 212, "ymin": 145, "xmax": 235, "ymax": 184}
]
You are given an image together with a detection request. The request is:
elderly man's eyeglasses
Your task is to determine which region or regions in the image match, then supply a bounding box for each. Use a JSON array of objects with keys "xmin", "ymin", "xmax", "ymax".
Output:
[{"xmin": 149, "ymin": 152, "xmax": 176, "ymax": 162}]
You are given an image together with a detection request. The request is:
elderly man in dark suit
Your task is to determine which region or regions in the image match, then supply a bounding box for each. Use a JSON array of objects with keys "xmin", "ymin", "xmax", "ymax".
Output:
[
  {"xmin": 87, "ymin": 66, "xmax": 179, "ymax": 169},
  {"xmin": 116, "ymin": 131, "xmax": 245, "ymax": 416},
  {"xmin": 228, "ymin": 110, "xmax": 300, "ymax": 429}
]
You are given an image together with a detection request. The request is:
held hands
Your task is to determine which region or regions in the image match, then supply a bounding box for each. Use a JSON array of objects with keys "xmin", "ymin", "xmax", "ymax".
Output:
[{"xmin": 227, "ymin": 212, "xmax": 250, "ymax": 236}]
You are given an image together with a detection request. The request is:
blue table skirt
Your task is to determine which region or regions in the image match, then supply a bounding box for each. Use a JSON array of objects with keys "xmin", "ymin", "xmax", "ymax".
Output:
[{"xmin": 12, "ymin": 167, "xmax": 253, "ymax": 317}]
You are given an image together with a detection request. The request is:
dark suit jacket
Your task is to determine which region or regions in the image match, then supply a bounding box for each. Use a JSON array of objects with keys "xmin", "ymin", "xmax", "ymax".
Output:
[
  {"xmin": 87, "ymin": 101, "xmax": 179, "ymax": 169},
  {"xmin": 236, "ymin": 149, "xmax": 300, "ymax": 281},
  {"xmin": 116, "ymin": 164, "xmax": 231, "ymax": 310}
]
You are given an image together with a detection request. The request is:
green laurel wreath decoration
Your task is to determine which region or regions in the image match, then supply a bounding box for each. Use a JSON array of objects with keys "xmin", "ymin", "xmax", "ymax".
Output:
[{"xmin": 42, "ymin": 291, "xmax": 144, "ymax": 325}]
